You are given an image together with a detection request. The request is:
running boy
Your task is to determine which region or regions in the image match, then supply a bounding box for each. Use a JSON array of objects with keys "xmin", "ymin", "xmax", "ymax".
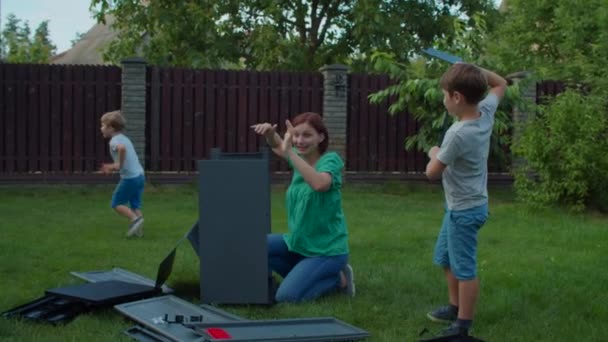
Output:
[
  {"xmin": 425, "ymin": 63, "xmax": 507, "ymax": 335},
  {"xmin": 100, "ymin": 110, "xmax": 145, "ymax": 238}
]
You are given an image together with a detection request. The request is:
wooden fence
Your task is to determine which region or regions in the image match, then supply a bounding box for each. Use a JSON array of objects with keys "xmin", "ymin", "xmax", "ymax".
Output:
[
  {"xmin": 0, "ymin": 63, "xmax": 121, "ymax": 173},
  {"xmin": 0, "ymin": 62, "xmax": 571, "ymax": 179},
  {"xmin": 348, "ymin": 73, "xmax": 427, "ymax": 173},
  {"xmin": 146, "ymin": 67, "xmax": 323, "ymax": 172}
]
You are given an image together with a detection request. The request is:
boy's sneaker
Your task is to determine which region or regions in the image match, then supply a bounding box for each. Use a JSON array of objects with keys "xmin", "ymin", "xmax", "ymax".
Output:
[
  {"xmin": 341, "ymin": 264, "xmax": 355, "ymax": 297},
  {"xmin": 127, "ymin": 217, "xmax": 144, "ymax": 238},
  {"xmin": 427, "ymin": 305, "xmax": 458, "ymax": 324}
]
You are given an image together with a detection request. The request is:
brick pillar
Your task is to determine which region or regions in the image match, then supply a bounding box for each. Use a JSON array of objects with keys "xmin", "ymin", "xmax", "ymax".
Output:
[
  {"xmin": 121, "ymin": 58, "xmax": 147, "ymax": 169},
  {"xmin": 511, "ymin": 72, "xmax": 535, "ymax": 171},
  {"xmin": 319, "ymin": 64, "xmax": 349, "ymax": 161}
]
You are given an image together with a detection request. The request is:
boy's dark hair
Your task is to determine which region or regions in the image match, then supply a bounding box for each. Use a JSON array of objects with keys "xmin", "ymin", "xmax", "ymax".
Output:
[
  {"xmin": 439, "ymin": 63, "xmax": 488, "ymax": 105},
  {"xmin": 100, "ymin": 110, "xmax": 126, "ymax": 131}
]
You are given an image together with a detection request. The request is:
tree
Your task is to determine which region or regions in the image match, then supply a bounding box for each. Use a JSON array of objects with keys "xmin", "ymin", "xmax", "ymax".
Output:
[
  {"xmin": 90, "ymin": 0, "xmax": 496, "ymax": 71},
  {"xmin": 71, "ymin": 32, "xmax": 86, "ymax": 47},
  {"xmin": 1, "ymin": 14, "xmax": 56, "ymax": 63},
  {"xmin": 368, "ymin": 13, "xmax": 524, "ymax": 169},
  {"xmin": 486, "ymin": 0, "xmax": 608, "ymax": 90},
  {"xmin": 489, "ymin": 0, "xmax": 608, "ymax": 211},
  {"xmin": 30, "ymin": 21, "xmax": 56, "ymax": 62}
]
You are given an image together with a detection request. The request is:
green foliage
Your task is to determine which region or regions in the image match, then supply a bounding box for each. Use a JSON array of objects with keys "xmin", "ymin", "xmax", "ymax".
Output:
[
  {"xmin": 488, "ymin": 0, "xmax": 608, "ymax": 90},
  {"xmin": 0, "ymin": 14, "xmax": 56, "ymax": 63},
  {"xmin": 70, "ymin": 32, "xmax": 86, "ymax": 47},
  {"xmin": 368, "ymin": 14, "xmax": 526, "ymax": 168},
  {"xmin": 488, "ymin": 0, "xmax": 608, "ymax": 210},
  {"xmin": 90, "ymin": 0, "xmax": 495, "ymax": 71},
  {"xmin": 513, "ymin": 90, "xmax": 608, "ymax": 212}
]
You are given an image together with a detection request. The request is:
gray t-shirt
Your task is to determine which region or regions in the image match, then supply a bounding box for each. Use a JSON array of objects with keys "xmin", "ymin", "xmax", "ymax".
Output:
[
  {"xmin": 437, "ymin": 93, "xmax": 499, "ymax": 211},
  {"xmin": 109, "ymin": 133, "xmax": 144, "ymax": 179}
]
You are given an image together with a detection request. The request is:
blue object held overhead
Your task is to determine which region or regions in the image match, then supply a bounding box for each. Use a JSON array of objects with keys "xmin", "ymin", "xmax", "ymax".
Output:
[{"xmin": 422, "ymin": 48, "xmax": 463, "ymax": 64}]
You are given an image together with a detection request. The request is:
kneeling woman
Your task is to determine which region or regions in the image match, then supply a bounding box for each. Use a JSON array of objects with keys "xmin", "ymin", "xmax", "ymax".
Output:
[{"xmin": 251, "ymin": 112, "xmax": 354, "ymax": 303}]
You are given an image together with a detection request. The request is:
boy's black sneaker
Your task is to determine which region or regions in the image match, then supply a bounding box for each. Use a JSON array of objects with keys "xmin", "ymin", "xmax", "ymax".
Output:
[{"xmin": 427, "ymin": 305, "xmax": 458, "ymax": 324}]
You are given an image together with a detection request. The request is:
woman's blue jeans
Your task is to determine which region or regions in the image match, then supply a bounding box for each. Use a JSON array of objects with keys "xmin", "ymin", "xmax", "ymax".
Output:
[{"xmin": 267, "ymin": 234, "xmax": 348, "ymax": 303}]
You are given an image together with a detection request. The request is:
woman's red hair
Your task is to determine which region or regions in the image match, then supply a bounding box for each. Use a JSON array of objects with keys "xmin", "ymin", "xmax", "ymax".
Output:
[{"xmin": 290, "ymin": 112, "xmax": 329, "ymax": 154}]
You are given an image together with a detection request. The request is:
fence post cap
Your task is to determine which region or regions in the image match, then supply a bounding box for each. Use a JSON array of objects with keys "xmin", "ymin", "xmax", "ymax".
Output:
[
  {"xmin": 121, "ymin": 57, "xmax": 147, "ymax": 65},
  {"xmin": 319, "ymin": 64, "xmax": 349, "ymax": 73}
]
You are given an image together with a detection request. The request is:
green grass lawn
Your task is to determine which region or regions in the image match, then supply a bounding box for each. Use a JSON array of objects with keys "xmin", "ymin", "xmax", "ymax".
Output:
[{"xmin": 0, "ymin": 183, "xmax": 606, "ymax": 341}]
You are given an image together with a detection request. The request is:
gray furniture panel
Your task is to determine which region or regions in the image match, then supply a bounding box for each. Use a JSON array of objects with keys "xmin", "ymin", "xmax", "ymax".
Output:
[
  {"xmin": 186, "ymin": 317, "xmax": 370, "ymax": 341},
  {"xmin": 197, "ymin": 149, "xmax": 271, "ymax": 304},
  {"xmin": 70, "ymin": 268, "xmax": 174, "ymax": 294},
  {"xmin": 115, "ymin": 295, "xmax": 244, "ymax": 342}
]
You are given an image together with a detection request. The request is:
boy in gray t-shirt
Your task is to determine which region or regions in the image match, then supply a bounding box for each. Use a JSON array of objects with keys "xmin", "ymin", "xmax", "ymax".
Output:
[
  {"xmin": 100, "ymin": 110, "xmax": 146, "ymax": 238},
  {"xmin": 425, "ymin": 63, "xmax": 507, "ymax": 336}
]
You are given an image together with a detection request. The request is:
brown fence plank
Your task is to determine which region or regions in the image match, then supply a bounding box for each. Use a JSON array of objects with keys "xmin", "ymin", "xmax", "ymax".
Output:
[
  {"xmin": 160, "ymin": 69, "xmax": 172, "ymax": 170},
  {"xmin": 257, "ymin": 72, "xmax": 270, "ymax": 155},
  {"xmin": 247, "ymin": 71, "xmax": 259, "ymax": 153},
  {"xmin": 376, "ymin": 75, "xmax": 389, "ymax": 172},
  {"xmin": 312, "ymin": 73, "xmax": 323, "ymax": 114},
  {"xmin": 0, "ymin": 65, "xmax": 5, "ymax": 172},
  {"xmin": 61, "ymin": 66, "xmax": 73, "ymax": 173},
  {"xmin": 38, "ymin": 64, "xmax": 51, "ymax": 172},
  {"xmin": 237, "ymin": 71, "xmax": 249, "ymax": 153},
  {"xmin": 301, "ymin": 73, "xmax": 311, "ymax": 114},
  {"xmin": 72, "ymin": 66, "xmax": 84, "ymax": 172},
  {"xmin": 15, "ymin": 65, "xmax": 28, "ymax": 172},
  {"xmin": 278, "ymin": 72, "xmax": 291, "ymax": 171},
  {"xmin": 26, "ymin": 65, "xmax": 40, "ymax": 172},
  {"xmin": 106, "ymin": 67, "xmax": 122, "ymax": 161},
  {"xmin": 171, "ymin": 68, "xmax": 183, "ymax": 170},
  {"xmin": 149, "ymin": 67, "xmax": 161, "ymax": 171},
  {"xmin": 226, "ymin": 71, "xmax": 237, "ymax": 152},
  {"xmin": 4, "ymin": 64, "xmax": 17, "ymax": 172},
  {"xmin": 193, "ymin": 70, "xmax": 205, "ymax": 161},
  {"xmin": 204, "ymin": 70, "xmax": 216, "ymax": 159},
  {"xmin": 358, "ymin": 74, "xmax": 370, "ymax": 171},
  {"xmin": 405, "ymin": 106, "xmax": 416, "ymax": 172},
  {"xmin": 368, "ymin": 75, "xmax": 379, "ymax": 171},
  {"xmin": 85, "ymin": 66, "xmax": 97, "ymax": 171},
  {"xmin": 48, "ymin": 65, "xmax": 61, "ymax": 172},
  {"xmin": 268, "ymin": 72, "xmax": 280, "ymax": 171},
  {"xmin": 94, "ymin": 66, "xmax": 107, "ymax": 171},
  {"xmin": 216, "ymin": 71, "xmax": 228, "ymax": 152},
  {"xmin": 386, "ymin": 79, "xmax": 397, "ymax": 172},
  {"xmin": 289, "ymin": 72, "xmax": 300, "ymax": 115},
  {"xmin": 346, "ymin": 74, "xmax": 358, "ymax": 170},
  {"xmin": 183, "ymin": 69, "xmax": 194, "ymax": 171}
]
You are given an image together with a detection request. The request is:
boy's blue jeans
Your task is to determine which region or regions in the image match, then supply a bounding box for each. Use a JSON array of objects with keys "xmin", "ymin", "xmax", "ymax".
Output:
[
  {"xmin": 267, "ymin": 234, "xmax": 348, "ymax": 303},
  {"xmin": 111, "ymin": 174, "xmax": 145, "ymax": 209},
  {"xmin": 433, "ymin": 203, "xmax": 489, "ymax": 280}
]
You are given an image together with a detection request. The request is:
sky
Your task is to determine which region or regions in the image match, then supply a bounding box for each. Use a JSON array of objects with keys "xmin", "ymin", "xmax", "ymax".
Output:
[{"xmin": 1, "ymin": 0, "xmax": 98, "ymax": 53}]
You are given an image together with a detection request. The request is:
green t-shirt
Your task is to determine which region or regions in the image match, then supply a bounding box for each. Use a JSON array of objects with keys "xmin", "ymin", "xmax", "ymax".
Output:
[{"xmin": 283, "ymin": 151, "xmax": 349, "ymax": 257}]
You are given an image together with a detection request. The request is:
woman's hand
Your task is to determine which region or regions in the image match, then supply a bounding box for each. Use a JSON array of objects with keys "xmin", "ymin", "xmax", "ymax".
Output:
[
  {"xmin": 279, "ymin": 120, "xmax": 295, "ymax": 158},
  {"xmin": 251, "ymin": 122, "xmax": 278, "ymax": 147},
  {"xmin": 251, "ymin": 122, "xmax": 277, "ymax": 139}
]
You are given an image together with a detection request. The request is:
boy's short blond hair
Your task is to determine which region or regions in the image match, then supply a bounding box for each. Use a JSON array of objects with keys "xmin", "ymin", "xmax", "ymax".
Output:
[
  {"xmin": 439, "ymin": 63, "xmax": 488, "ymax": 105},
  {"xmin": 101, "ymin": 110, "xmax": 126, "ymax": 131}
]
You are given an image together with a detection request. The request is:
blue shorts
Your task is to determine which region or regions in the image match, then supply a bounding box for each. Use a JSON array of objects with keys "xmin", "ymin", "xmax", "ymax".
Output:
[
  {"xmin": 433, "ymin": 203, "xmax": 488, "ymax": 280},
  {"xmin": 111, "ymin": 174, "xmax": 145, "ymax": 209}
]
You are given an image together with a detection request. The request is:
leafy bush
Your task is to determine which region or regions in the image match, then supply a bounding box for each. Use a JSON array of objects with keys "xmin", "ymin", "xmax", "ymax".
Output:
[
  {"xmin": 513, "ymin": 89, "xmax": 608, "ymax": 212},
  {"xmin": 368, "ymin": 14, "xmax": 526, "ymax": 171}
]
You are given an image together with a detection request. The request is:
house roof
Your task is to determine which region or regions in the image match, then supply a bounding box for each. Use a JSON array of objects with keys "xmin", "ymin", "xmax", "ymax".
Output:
[{"xmin": 50, "ymin": 14, "xmax": 119, "ymax": 65}]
